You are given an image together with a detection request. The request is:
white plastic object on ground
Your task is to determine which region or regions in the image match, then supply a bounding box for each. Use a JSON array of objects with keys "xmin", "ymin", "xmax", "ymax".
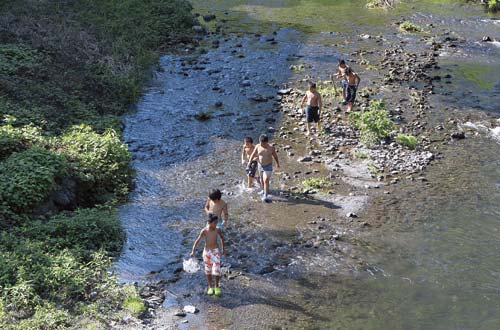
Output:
[{"xmin": 183, "ymin": 258, "xmax": 200, "ymax": 273}]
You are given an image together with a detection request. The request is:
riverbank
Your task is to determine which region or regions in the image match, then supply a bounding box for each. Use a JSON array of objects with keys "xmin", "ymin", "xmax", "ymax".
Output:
[
  {"xmin": 0, "ymin": 1, "xmax": 196, "ymax": 329},
  {"xmin": 114, "ymin": 1, "xmax": 500, "ymax": 329}
]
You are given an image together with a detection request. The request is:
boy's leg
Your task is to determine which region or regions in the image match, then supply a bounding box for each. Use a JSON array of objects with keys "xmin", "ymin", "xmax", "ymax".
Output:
[
  {"xmin": 264, "ymin": 173, "xmax": 271, "ymax": 196},
  {"xmin": 247, "ymin": 175, "xmax": 252, "ymax": 188},
  {"xmin": 214, "ymin": 276, "xmax": 220, "ymax": 288},
  {"xmin": 206, "ymin": 274, "xmax": 213, "ymax": 288},
  {"xmin": 306, "ymin": 123, "xmax": 311, "ymax": 135}
]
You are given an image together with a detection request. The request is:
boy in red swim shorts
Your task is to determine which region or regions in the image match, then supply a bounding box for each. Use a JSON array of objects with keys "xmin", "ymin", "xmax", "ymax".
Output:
[{"xmin": 190, "ymin": 214, "xmax": 226, "ymax": 296}]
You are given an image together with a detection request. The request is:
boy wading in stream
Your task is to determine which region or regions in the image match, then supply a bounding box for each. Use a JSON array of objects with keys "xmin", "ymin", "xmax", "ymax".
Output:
[
  {"xmin": 241, "ymin": 136, "xmax": 258, "ymax": 188},
  {"xmin": 247, "ymin": 134, "xmax": 280, "ymax": 202},
  {"xmin": 344, "ymin": 67, "xmax": 361, "ymax": 112},
  {"xmin": 204, "ymin": 189, "xmax": 229, "ymax": 228},
  {"xmin": 190, "ymin": 214, "xmax": 226, "ymax": 296},
  {"xmin": 333, "ymin": 59, "xmax": 350, "ymax": 104},
  {"xmin": 300, "ymin": 82, "xmax": 323, "ymax": 136}
]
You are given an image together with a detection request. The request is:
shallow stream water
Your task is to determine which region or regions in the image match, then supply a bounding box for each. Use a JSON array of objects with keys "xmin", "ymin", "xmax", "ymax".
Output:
[{"xmin": 116, "ymin": 1, "xmax": 500, "ymax": 329}]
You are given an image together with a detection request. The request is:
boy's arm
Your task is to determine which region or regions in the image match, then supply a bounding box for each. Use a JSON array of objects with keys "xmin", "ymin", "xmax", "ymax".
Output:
[
  {"xmin": 300, "ymin": 93, "xmax": 307, "ymax": 107},
  {"xmin": 190, "ymin": 229, "xmax": 205, "ymax": 257},
  {"xmin": 222, "ymin": 202, "xmax": 229, "ymax": 224},
  {"xmin": 204, "ymin": 199, "xmax": 210, "ymax": 215},
  {"xmin": 272, "ymin": 146, "xmax": 280, "ymax": 169},
  {"xmin": 217, "ymin": 228, "xmax": 226, "ymax": 255},
  {"xmin": 241, "ymin": 146, "xmax": 246, "ymax": 164},
  {"xmin": 318, "ymin": 93, "xmax": 323, "ymax": 112},
  {"xmin": 247, "ymin": 146, "xmax": 258, "ymax": 167},
  {"xmin": 355, "ymin": 74, "xmax": 361, "ymax": 88}
]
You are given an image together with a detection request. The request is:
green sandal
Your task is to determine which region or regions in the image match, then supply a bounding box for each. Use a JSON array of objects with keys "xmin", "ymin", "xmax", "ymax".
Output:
[
  {"xmin": 207, "ymin": 288, "xmax": 214, "ymax": 295},
  {"xmin": 214, "ymin": 287, "xmax": 221, "ymax": 296}
]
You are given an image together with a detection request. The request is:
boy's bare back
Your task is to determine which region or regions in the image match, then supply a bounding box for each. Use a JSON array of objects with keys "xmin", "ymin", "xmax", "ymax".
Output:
[{"xmin": 201, "ymin": 227, "xmax": 222, "ymax": 250}]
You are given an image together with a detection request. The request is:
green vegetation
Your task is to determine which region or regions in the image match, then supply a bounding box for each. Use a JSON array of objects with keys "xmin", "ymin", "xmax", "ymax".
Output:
[
  {"xmin": 354, "ymin": 150, "xmax": 369, "ymax": 159},
  {"xmin": 302, "ymin": 177, "xmax": 332, "ymax": 191},
  {"xmin": 349, "ymin": 100, "xmax": 394, "ymax": 147},
  {"xmin": 396, "ymin": 134, "xmax": 418, "ymax": 149},
  {"xmin": 487, "ymin": 0, "xmax": 500, "ymax": 12},
  {"xmin": 366, "ymin": 0, "xmax": 399, "ymax": 9},
  {"xmin": 0, "ymin": 0, "xmax": 195, "ymax": 328},
  {"xmin": 399, "ymin": 20, "xmax": 424, "ymax": 32}
]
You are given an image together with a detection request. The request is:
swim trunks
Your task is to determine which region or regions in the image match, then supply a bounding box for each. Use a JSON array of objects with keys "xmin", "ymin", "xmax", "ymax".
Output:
[
  {"xmin": 258, "ymin": 162, "xmax": 273, "ymax": 173},
  {"xmin": 306, "ymin": 105, "xmax": 320, "ymax": 123},
  {"xmin": 246, "ymin": 160, "xmax": 258, "ymax": 178},
  {"xmin": 346, "ymin": 85, "xmax": 357, "ymax": 104},
  {"xmin": 203, "ymin": 248, "xmax": 221, "ymax": 276}
]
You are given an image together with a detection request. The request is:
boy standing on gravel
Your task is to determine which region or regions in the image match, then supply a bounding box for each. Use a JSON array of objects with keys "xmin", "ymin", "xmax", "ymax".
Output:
[
  {"xmin": 247, "ymin": 134, "xmax": 280, "ymax": 202},
  {"xmin": 204, "ymin": 189, "xmax": 229, "ymax": 227},
  {"xmin": 333, "ymin": 60, "xmax": 349, "ymax": 104},
  {"xmin": 190, "ymin": 214, "xmax": 225, "ymax": 296},
  {"xmin": 300, "ymin": 82, "xmax": 323, "ymax": 136},
  {"xmin": 344, "ymin": 67, "xmax": 361, "ymax": 112},
  {"xmin": 241, "ymin": 136, "xmax": 258, "ymax": 188}
]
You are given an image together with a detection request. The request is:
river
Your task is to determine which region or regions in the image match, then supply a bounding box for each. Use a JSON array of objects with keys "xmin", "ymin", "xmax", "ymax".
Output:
[{"xmin": 115, "ymin": 1, "xmax": 500, "ymax": 329}]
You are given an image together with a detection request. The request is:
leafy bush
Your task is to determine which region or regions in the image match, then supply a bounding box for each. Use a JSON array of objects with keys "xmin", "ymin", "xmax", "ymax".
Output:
[
  {"xmin": 487, "ymin": 0, "xmax": 500, "ymax": 12},
  {"xmin": 399, "ymin": 21, "xmax": 424, "ymax": 33},
  {"xmin": 0, "ymin": 123, "xmax": 43, "ymax": 160},
  {"xmin": 349, "ymin": 100, "xmax": 394, "ymax": 147},
  {"xmin": 0, "ymin": 147, "xmax": 68, "ymax": 216},
  {"xmin": 0, "ymin": 210, "xmax": 122, "ymax": 323},
  {"xmin": 57, "ymin": 125, "xmax": 132, "ymax": 202},
  {"xmin": 302, "ymin": 177, "xmax": 332, "ymax": 191},
  {"xmin": 0, "ymin": 44, "xmax": 41, "ymax": 76},
  {"xmin": 396, "ymin": 134, "xmax": 418, "ymax": 149}
]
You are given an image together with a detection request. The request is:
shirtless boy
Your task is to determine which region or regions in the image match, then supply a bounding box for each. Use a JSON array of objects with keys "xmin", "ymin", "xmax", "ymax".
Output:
[
  {"xmin": 204, "ymin": 189, "xmax": 228, "ymax": 227},
  {"xmin": 190, "ymin": 214, "xmax": 225, "ymax": 296},
  {"xmin": 333, "ymin": 60, "xmax": 349, "ymax": 104},
  {"xmin": 241, "ymin": 136, "xmax": 258, "ymax": 188},
  {"xmin": 344, "ymin": 67, "xmax": 361, "ymax": 112},
  {"xmin": 247, "ymin": 134, "xmax": 280, "ymax": 202},
  {"xmin": 300, "ymin": 82, "xmax": 323, "ymax": 136}
]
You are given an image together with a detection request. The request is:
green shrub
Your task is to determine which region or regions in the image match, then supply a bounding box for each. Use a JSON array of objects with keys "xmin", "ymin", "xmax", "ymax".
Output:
[
  {"xmin": 354, "ymin": 150, "xmax": 369, "ymax": 159},
  {"xmin": 399, "ymin": 21, "xmax": 424, "ymax": 33},
  {"xmin": 0, "ymin": 147, "xmax": 68, "ymax": 215},
  {"xmin": 0, "ymin": 44, "xmax": 41, "ymax": 76},
  {"xmin": 57, "ymin": 125, "xmax": 132, "ymax": 202},
  {"xmin": 302, "ymin": 177, "xmax": 332, "ymax": 191},
  {"xmin": 487, "ymin": 0, "xmax": 500, "ymax": 12},
  {"xmin": 0, "ymin": 123, "xmax": 43, "ymax": 160},
  {"xmin": 349, "ymin": 100, "xmax": 394, "ymax": 147},
  {"xmin": 396, "ymin": 134, "xmax": 418, "ymax": 149},
  {"xmin": 122, "ymin": 285, "xmax": 145, "ymax": 317}
]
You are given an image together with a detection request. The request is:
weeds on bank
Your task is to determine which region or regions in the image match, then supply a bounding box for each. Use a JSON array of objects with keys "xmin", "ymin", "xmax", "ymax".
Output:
[
  {"xmin": 399, "ymin": 21, "xmax": 424, "ymax": 33},
  {"xmin": 396, "ymin": 133, "xmax": 418, "ymax": 149},
  {"xmin": 302, "ymin": 177, "xmax": 332, "ymax": 191},
  {"xmin": 349, "ymin": 100, "xmax": 394, "ymax": 147}
]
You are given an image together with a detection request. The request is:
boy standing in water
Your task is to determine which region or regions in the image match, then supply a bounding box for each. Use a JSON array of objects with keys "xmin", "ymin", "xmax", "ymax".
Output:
[
  {"xmin": 344, "ymin": 67, "xmax": 361, "ymax": 112},
  {"xmin": 204, "ymin": 189, "xmax": 229, "ymax": 227},
  {"xmin": 247, "ymin": 134, "xmax": 280, "ymax": 202},
  {"xmin": 300, "ymin": 82, "xmax": 323, "ymax": 136},
  {"xmin": 190, "ymin": 214, "xmax": 225, "ymax": 296},
  {"xmin": 333, "ymin": 60, "xmax": 349, "ymax": 104},
  {"xmin": 241, "ymin": 136, "xmax": 258, "ymax": 188}
]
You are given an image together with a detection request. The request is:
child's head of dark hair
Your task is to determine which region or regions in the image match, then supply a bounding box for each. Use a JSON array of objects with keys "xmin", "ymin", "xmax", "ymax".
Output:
[
  {"xmin": 208, "ymin": 189, "xmax": 222, "ymax": 201},
  {"xmin": 345, "ymin": 67, "xmax": 352, "ymax": 74},
  {"xmin": 207, "ymin": 213, "xmax": 218, "ymax": 223},
  {"xmin": 309, "ymin": 82, "xmax": 316, "ymax": 89},
  {"xmin": 259, "ymin": 134, "xmax": 269, "ymax": 143},
  {"xmin": 338, "ymin": 59, "xmax": 346, "ymax": 66},
  {"xmin": 244, "ymin": 136, "xmax": 253, "ymax": 144}
]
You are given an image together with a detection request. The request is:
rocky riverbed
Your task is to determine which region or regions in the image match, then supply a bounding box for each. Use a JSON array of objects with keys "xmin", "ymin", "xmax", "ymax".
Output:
[{"xmin": 114, "ymin": 1, "xmax": 500, "ymax": 329}]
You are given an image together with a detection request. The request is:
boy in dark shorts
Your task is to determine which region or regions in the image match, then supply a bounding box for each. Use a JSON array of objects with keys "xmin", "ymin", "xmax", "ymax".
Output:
[
  {"xmin": 300, "ymin": 82, "xmax": 323, "ymax": 136},
  {"xmin": 241, "ymin": 136, "xmax": 258, "ymax": 188},
  {"xmin": 190, "ymin": 214, "xmax": 225, "ymax": 296},
  {"xmin": 344, "ymin": 67, "xmax": 361, "ymax": 112},
  {"xmin": 333, "ymin": 60, "xmax": 349, "ymax": 104}
]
